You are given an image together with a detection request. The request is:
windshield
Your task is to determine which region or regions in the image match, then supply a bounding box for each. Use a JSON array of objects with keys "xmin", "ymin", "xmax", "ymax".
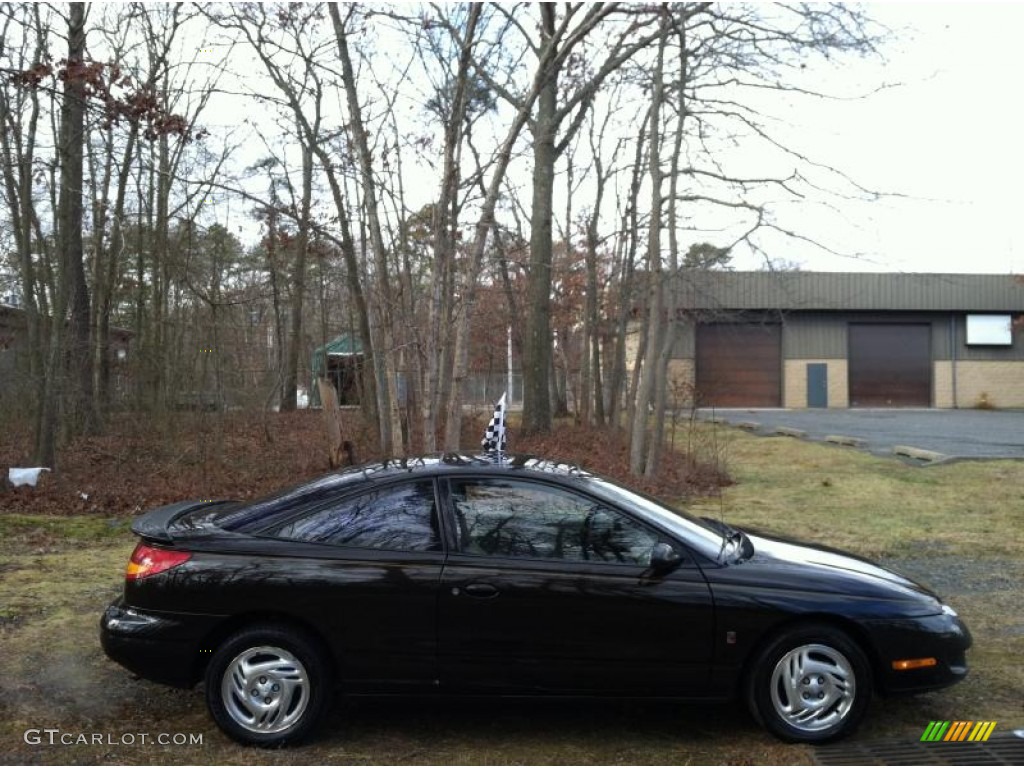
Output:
[{"xmin": 584, "ymin": 477, "xmax": 727, "ymax": 561}]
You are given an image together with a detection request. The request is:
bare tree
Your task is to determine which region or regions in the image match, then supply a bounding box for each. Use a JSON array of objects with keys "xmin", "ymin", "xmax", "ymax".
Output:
[
  {"xmin": 0, "ymin": 0, "xmax": 887, "ymax": 479},
  {"xmin": 209, "ymin": 5, "xmax": 320, "ymax": 412},
  {"xmin": 2, "ymin": 1, "xmax": 210, "ymax": 465},
  {"xmin": 467, "ymin": 4, "xmax": 662, "ymax": 435},
  {"xmin": 607, "ymin": 110, "xmax": 649, "ymax": 433},
  {"xmin": 624, "ymin": 3, "xmax": 881, "ymax": 475},
  {"xmin": 88, "ymin": 3, "xmax": 191, "ymax": 418},
  {"xmin": 421, "ymin": 4, "xmax": 481, "ymax": 453},
  {"xmin": 579, "ymin": 91, "xmax": 625, "ymax": 427},
  {"xmin": 0, "ymin": 4, "xmax": 49, "ymax": 437},
  {"xmin": 330, "ymin": 3, "xmax": 405, "ymax": 456},
  {"xmin": 34, "ymin": 1, "xmax": 90, "ymax": 467},
  {"xmin": 643, "ymin": 9, "xmax": 690, "ymax": 477},
  {"xmin": 629, "ymin": 15, "xmax": 668, "ymax": 476}
]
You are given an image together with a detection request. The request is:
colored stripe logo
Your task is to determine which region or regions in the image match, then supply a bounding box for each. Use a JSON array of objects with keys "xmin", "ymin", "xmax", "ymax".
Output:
[{"xmin": 921, "ymin": 721, "xmax": 997, "ymax": 742}]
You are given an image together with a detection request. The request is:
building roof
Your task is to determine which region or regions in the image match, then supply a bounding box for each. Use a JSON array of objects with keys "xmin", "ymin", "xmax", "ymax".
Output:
[
  {"xmin": 671, "ymin": 272, "xmax": 1024, "ymax": 313},
  {"xmin": 0, "ymin": 302, "xmax": 133, "ymax": 338},
  {"xmin": 313, "ymin": 332, "xmax": 363, "ymax": 357}
]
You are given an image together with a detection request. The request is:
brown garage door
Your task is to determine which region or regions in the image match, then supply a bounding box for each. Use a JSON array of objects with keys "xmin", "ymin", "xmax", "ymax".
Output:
[
  {"xmin": 696, "ymin": 323, "xmax": 781, "ymax": 407},
  {"xmin": 849, "ymin": 324, "xmax": 931, "ymax": 407}
]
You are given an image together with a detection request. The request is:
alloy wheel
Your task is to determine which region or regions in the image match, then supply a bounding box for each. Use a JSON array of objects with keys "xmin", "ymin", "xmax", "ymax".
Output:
[
  {"xmin": 221, "ymin": 645, "xmax": 310, "ymax": 735},
  {"xmin": 769, "ymin": 643, "xmax": 856, "ymax": 733}
]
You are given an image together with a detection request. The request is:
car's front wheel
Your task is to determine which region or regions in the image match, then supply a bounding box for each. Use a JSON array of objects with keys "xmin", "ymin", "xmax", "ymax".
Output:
[
  {"xmin": 205, "ymin": 624, "xmax": 331, "ymax": 747},
  {"xmin": 746, "ymin": 624, "xmax": 871, "ymax": 743}
]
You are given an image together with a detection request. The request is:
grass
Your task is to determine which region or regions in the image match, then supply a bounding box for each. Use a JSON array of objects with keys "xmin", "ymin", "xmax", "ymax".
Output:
[
  {"xmin": 0, "ymin": 425, "xmax": 1021, "ymax": 764},
  {"xmin": 0, "ymin": 513, "xmax": 130, "ymax": 551},
  {"xmin": 685, "ymin": 427, "xmax": 1024, "ymax": 559},
  {"xmin": 683, "ymin": 426, "xmax": 1024, "ymax": 742}
]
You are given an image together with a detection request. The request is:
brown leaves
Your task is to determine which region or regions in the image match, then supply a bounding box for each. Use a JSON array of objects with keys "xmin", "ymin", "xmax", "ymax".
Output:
[
  {"xmin": 0, "ymin": 411, "xmax": 340, "ymax": 516},
  {"xmin": 461, "ymin": 415, "xmax": 731, "ymax": 501},
  {"xmin": 57, "ymin": 57, "xmax": 105, "ymax": 89},
  {"xmin": 10, "ymin": 62, "xmax": 53, "ymax": 88},
  {"xmin": 0, "ymin": 409, "xmax": 729, "ymax": 518},
  {"xmin": 10, "ymin": 56, "xmax": 201, "ymax": 142}
]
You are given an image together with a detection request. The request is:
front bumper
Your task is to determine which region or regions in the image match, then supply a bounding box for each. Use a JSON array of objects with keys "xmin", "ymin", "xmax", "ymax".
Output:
[
  {"xmin": 100, "ymin": 598, "xmax": 222, "ymax": 688},
  {"xmin": 866, "ymin": 611, "xmax": 972, "ymax": 695}
]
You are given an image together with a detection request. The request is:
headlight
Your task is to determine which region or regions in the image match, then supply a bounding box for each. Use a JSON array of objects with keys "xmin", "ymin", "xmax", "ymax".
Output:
[{"xmin": 941, "ymin": 604, "xmax": 958, "ymax": 618}]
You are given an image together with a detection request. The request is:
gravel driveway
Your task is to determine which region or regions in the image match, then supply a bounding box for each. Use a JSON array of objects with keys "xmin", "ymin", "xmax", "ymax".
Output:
[{"xmin": 699, "ymin": 409, "xmax": 1024, "ymax": 460}]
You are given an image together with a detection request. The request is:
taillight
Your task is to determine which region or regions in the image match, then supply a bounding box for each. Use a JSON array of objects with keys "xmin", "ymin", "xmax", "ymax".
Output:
[{"xmin": 126, "ymin": 543, "xmax": 191, "ymax": 581}]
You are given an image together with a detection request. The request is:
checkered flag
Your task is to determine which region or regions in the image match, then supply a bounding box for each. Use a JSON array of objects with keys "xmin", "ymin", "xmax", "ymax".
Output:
[{"xmin": 481, "ymin": 392, "xmax": 507, "ymax": 454}]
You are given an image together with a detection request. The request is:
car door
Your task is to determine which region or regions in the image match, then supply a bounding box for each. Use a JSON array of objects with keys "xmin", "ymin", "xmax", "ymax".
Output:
[
  {"xmin": 241, "ymin": 478, "xmax": 445, "ymax": 693},
  {"xmin": 436, "ymin": 476, "xmax": 715, "ymax": 696}
]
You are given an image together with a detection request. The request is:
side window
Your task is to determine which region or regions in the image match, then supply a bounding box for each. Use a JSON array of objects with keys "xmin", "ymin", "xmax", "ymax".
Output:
[
  {"xmin": 267, "ymin": 481, "xmax": 440, "ymax": 552},
  {"xmin": 450, "ymin": 479, "xmax": 659, "ymax": 565}
]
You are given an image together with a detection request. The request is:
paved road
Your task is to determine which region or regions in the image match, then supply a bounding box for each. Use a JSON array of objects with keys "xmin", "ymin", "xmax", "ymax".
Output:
[{"xmin": 698, "ymin": 409, "xmax": 1024, "ymax": 460}]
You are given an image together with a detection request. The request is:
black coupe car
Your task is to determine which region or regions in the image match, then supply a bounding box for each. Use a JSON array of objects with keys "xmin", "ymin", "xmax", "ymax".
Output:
[{"xmin": 100, "ymin": 454, "xmax": 970, "ymax": 747}]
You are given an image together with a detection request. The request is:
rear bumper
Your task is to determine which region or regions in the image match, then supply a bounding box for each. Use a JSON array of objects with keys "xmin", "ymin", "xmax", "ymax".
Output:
[
  {"xmin": 866, "ymin": 611, "xmax": 972, "ymax": 694},
  {"xmin": 99, "ymin": 598, "xmax": 222, "ymax": 688}
]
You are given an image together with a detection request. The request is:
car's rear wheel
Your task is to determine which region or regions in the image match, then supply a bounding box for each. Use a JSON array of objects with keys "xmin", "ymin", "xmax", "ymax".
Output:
[
  {"xmin": 746, "ymin": 624, "xmax": 871, "ymax": 743},
  {"xmin": 205, "ymin": 624, "xmax": 331, "ymax": 747}
]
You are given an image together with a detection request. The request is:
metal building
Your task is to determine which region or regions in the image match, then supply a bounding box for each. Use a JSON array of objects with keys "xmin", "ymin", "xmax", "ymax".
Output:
[{"xmin": 659, "ymin": 272, "xmax": 1024, "ymax": 409}]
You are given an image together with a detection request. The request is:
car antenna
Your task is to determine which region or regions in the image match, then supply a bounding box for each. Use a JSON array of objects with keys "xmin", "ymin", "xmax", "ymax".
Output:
[
  {"xmin": 696, "ymin": 402, "xmax": 730, "ymax": 560},
  {"xmin": 710, "ymin": 404, "xmax": 728, "ymax": 529}
]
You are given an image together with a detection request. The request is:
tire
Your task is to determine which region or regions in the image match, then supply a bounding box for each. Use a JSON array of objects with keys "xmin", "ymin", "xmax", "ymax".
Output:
[
  {"xmin": 205, "ymin": 623, "xmax": 331, "ymax": 747},
  {"xmin": 746, "ymin": 623, "xmax": 871, "ymax": 743}
]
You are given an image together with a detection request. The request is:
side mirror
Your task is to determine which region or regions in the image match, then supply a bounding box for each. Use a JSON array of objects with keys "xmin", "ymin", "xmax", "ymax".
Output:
[{"xmin": 649, "ymin": 542, "xmax": 683, "ymax": 574}]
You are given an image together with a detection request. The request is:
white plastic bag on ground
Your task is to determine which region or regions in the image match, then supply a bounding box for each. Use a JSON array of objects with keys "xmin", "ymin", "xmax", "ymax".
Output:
[{"xmin": 8, "ymin": 467, "xmax": 50, "ymax": 487}]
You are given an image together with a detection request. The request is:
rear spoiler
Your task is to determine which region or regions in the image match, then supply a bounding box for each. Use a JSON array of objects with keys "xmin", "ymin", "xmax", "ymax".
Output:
[{"xmin": 130, "ymin": 499, "xmax": 232, "ymax": 543}]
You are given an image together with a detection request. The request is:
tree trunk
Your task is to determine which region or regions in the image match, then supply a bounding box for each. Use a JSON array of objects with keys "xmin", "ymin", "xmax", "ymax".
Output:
[
  {"xmin": 330, "ymin": 4, "xmax": 404, "ymax": 455},
  {"xmin": 645, "ymin": 17, "xmax": 687, "ymax": 477},
  {"xmin": 37, "ymin": 2, "xmax": 89, "ymax": 465},
  {"xmin": 266, "ymin": 185, "xmax": 285, "ymax": 408},
  {"xmin": 282, "ymin": 140, "xmax": 313, "ymax": 411},
  {"xmin": 440, "ymin": 35, "xmax": 553, "ymax": 450},
  {"xmin": 132, "ymin": 147, "xmax": 147, "ymax": 409},
  {"xmin": 86, "ymin": 126, "xmax": 113, "ymax": 425},
  {"xmin": 629, "ymin": 26, "xmax": 667, "ymax": 476},
  {"xmin": 552, "ymin": 335, "xmax": 569, "ymax": 417},
  {"xmin": 151, "ymin": 130, "xmax": 171, "ymax": 410},
  {"xmin": 320, "ymin": 163, "xmax": 377, "ymax": 426},
  {"xmin": 0, "ymin": 19, "xmax": 45, "ymax": 421},
  {"xmin": 583, "ymin": 134, "xmax": 608, "ymax": 427},
  {"xmin": 608, "ymin": 114, "xmax": 648, "ymax": 431},
  {"xmin": 521, "ymin": 6, "xmax": 558, "ymax": 436},
  {"xmin": 424, "ymin": 6, "xmax": 480, "ymax": 453}
]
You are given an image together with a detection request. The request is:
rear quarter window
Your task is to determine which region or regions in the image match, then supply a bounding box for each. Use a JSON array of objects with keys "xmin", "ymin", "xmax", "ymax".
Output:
[
  {"xmin": 214, "ymin": 471, "xmax": 368, "ymax": 533},
  {"xmin": 262, "ymin": 480, "xmax": 441, "ymax": 552}
]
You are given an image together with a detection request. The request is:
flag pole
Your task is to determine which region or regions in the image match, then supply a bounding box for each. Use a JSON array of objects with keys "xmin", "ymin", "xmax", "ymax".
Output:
[
  {"xmin": 481, "ymin": 391, "xmax": 508, "ymax": 462},
  {"xmin": 498, "ymin": 391, "xmax": 505, "ymax": 464}
]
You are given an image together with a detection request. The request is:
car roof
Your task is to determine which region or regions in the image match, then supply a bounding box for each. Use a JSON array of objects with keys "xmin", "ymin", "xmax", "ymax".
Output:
[{"xmin": 340, "ymin": 453, "xmax": 591, "ymax": 482}]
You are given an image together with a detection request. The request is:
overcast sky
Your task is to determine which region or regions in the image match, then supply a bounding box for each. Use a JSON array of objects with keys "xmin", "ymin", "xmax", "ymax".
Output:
[
  {"xmin": 768, "ymin": 2, "xmax": 1024, "ymax": 275},
  {"xmin": 189, "ymin": 2, "xmax": 1024, "ymax": 277}
]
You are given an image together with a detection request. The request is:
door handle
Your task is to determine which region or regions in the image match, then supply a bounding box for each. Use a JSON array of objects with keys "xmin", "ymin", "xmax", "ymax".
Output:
[{"xmin": 461, "ymin": 582, "xmax": 500, "ymax": 599}]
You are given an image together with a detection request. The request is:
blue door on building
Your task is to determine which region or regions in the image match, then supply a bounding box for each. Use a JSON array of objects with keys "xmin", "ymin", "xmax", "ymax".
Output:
[{"xmin": 807, "ymin": 363, "xmax": 828, "ymax": 408}]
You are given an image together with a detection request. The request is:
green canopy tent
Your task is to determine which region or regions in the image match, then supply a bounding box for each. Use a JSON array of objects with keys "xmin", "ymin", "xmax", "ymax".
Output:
[{"xmin": 310, "ymin": 333, "xmax": 364, "ymax": 407}]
